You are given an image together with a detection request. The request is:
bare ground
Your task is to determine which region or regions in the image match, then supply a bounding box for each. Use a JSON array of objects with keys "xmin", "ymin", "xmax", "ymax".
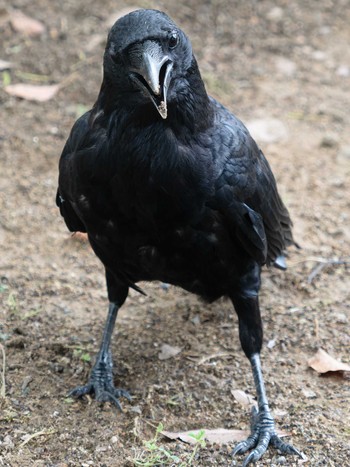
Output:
[{"xmin": 0, "ymin": 1, "xmax": 349, "ymax": 466}]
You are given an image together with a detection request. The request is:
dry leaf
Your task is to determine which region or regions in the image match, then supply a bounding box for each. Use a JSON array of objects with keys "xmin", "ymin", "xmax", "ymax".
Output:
[
  {"xmin": 308, "ymin": 348, "xmax": 350, "ymax": 375},
  {"xmin": 4, "ymin": 83, "xmax": 59, "ymax": 102},
  {"xmin": 158, "ymin": 343, "xmax": 182, "ymax": 360},
  {"xmin": 10, "ymin": 10, "xmax": 45, "ymax": 37},
  {"xmin": 231, "ymin": 389, "xmax": 257, "ymax": 408},
  {"xmin": 71, "ymin": 232, "xmax": 89, "ymax": 242},
  {"xmin": 161, "ymin": 427, "xmax": 289, "ymax": 445}
]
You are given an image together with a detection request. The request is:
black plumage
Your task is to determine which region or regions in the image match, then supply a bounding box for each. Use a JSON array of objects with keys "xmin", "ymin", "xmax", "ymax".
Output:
[{"xmin": 57, "ymin": 9, "xmax": 302, "ymax": 465}]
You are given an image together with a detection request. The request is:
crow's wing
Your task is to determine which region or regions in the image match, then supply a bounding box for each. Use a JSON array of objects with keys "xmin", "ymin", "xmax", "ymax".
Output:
[
  {"xmin": 211, "ymin": 100, "xmax": 293, "ymax": 266},
  {"xmin": 56, "ymin": 111, "xmax": 94, "ymax": 232}
]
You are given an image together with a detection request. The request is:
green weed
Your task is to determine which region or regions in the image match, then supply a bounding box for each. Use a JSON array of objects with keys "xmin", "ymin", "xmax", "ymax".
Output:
[{"xmin": 133, "ymin": 423, "xmax": 206, "ymax": 466}]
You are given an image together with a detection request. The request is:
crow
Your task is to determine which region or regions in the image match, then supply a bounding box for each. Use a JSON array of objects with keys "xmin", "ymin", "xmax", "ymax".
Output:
[{"xmin": 57, "ymin": 9, "xmax": 303, "ymax": 465}]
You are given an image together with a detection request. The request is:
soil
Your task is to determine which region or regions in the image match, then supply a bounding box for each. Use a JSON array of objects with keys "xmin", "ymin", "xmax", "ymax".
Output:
[{"xmin": 1, "ymin": 1, "xmax": 349, "ymax": 466}]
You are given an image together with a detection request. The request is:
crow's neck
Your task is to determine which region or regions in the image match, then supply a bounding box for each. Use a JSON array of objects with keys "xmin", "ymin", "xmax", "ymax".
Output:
[{"xmin": 167, "ymin": 58, "xmax": 213, "ymax": 134}]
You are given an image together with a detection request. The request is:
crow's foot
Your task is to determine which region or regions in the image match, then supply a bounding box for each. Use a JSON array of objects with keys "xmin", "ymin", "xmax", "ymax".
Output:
[
  {"xmin": 68, "ymin": 353, "xmax": 131, "ymax": 410},
  {"xmin": 232, "ymin": 406, "xmax": 304, "ymax": 466}
]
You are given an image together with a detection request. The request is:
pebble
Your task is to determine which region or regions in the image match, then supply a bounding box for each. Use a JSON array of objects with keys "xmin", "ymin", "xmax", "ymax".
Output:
[
  {"xmin": 130, "ymin": 405, "xmax": 142, "ymax": 414},
  {"xmin": 158, "ymin": 343, "xmax": 182, "ymax": 360},
  {"xmin": 320, "ymin": 133, "xmax": 339, "ymax": 148},
  {"xmin": 267, "ymin": 339, "xmax": 276, "ymax": 349},
  {"xmin": 275, "ymin": 57, "xmax": 297, "ymax": 77},
  {"xmin": 266, "ymin": 7, "xmax": 284, "ymax": 21},
  {"xmin": 337, "ymin": 145, "xmax": 350, "ymax": 162},
  {"xmin": 334, "ymin": 313, "xmax": 348, "ymax": 324},
  {"xmin": 191, "ymin": 314, "xmax": 201, "ymax": 325},
  {"xmin": 277, "ymin": 456, "xmax": 287, "ymax": 464},
  {"xmin": 302, "ymin": 388, "xmax": 317, "ymax": 399},
  {"xmin": 336, "ymin": 65, "xmax": 350, "ymax": 77},
  {"xmin": 312, "ymin": 50, "xmax": 327, "ymax": 61}
]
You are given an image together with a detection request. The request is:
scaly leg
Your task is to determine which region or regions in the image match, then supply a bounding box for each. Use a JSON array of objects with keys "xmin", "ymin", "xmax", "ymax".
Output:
[
  {"xmin": 230, "ymin": 262, "xmax": 303, "ymax": 465},
  {"xmin": 232, "ymin": 353, "xmax": 303, "ymax": 466},
  {"xmin": 69, "ymin": 275, "xmax": 130, "ymax": 409}
]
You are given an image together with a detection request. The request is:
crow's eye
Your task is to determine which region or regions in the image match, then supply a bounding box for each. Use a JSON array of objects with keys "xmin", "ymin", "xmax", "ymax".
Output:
[{"xmin": 168, "ymin": 32, "xmax": 179, "ymax": 49}]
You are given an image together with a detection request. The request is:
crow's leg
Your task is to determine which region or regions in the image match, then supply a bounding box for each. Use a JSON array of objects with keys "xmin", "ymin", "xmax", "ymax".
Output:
[
  {"xmin": 230, "ymin": 262, "xmax": 303, "ymax": 466},
  {"xmin": 69, "ymin": 272, "xmax": 130, "ymax": 409}
]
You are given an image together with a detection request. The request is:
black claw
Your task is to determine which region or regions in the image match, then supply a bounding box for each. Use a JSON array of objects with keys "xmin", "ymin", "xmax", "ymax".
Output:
[
  {"xmin": 232, "ymin": 407, "xmax": 304, "ymax": 466},
  {"xmin": 68, "ymin": 383, "xmax": 93, "ymax": 398},
  {"xmin": 232, "ymin": 433, "xmax": 259, "ymax": 456},
  {"xmin": 242, "ymin": 451, "xmax": 259, "ymax": 467},
  {"xmin": 68, "ymin": 371, "xmax": 131, "ymax": 410},
  {"xmin": 270, "ymin": 434, "xmax": 304, "ymax": 458}
]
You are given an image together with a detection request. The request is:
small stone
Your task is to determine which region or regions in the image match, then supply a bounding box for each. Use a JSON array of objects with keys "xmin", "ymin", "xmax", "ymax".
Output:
[
  {"xmin": 95, "ymin": 445, "xmax": 108, "ymax": 452},
  {"xmin": 337, "ymin": 145, "xmax": 350, "ymax": 161},
  {"xmin": 158, "ymin": 343, "xmax": 182, "ymax": 360},
  {"xmin": 277, "ymin": 456, "xmax": 287, "ymax": 464},
  {"xmin": 336, "ymin": 65, "xmax": 350, "ymax": 77},
  {"xmin": 320, "ymin": 134, "xmax": 339, "ymax": 148},
  {"xmin": 312, "ymin": 50, "xmax": 326, "ymax": 61},
  {"xmin": 302, "ymin": 388, "xmax": 317, "ymax": 399},
  {"xmin": 334, "ymin": 313, "xmax": 347, "ymax": 324},
  {"xmin": 275, "ymin": 57, "xmax": 297, "ymax": 77},
  {"xmin": 266, "ymin": 6, "xmax": 283, "ymax": 22},
  {"xmin": 130, "ymin": 405, "xmax": 142, "ymax": 414},
  {"xmin": 111, "ymin": 435, "xmax": 118, "ymax": 444},
  {"xmin": 191, "ymin": 314, "xmax": 201, "ymax": 325},
  {"xmin": 3, "ymin": 435, "xmax": 14, "ymax": 448},
  {"xmin": 267, "ymin": 339, "xmax": 276, "ymax": 349}
]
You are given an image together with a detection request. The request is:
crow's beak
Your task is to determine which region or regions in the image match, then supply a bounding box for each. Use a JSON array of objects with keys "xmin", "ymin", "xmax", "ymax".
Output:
[{"xmin": 130, "ymin": 41, "xmax": 173, "ymax": 119}]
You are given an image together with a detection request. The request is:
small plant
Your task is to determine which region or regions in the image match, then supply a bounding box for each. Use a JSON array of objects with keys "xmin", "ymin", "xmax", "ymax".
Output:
[
  {"xmin": 7, "ymin": 292, "xmax": 18, "ymax": 313},
  {"xmin": 72, "ymin": 345, "xmax": 92, "ymax": 362},
  {"xmin": 187, "ymin": 430, "xmax": 206, "ymax": 465},
  {"xmin": 134, "ymin": 423, "xmax": 181, "ymax": 466},
  {"xmin": 133, "ymin": 423, "xmax": 207, "ymax": 466},
  {"xmin": 0, "ymin": 283, "xmax": 9, "ymax": 293},
  {"xmin": 21, "ymin": 306, "xmax": 42, "ymax": 320}
]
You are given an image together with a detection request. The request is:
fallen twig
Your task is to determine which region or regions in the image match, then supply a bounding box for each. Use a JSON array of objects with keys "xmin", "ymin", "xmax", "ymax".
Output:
[
  {"xmin": 307, "ymin": 259, "xmax": 349, "ymax": 284},
  {"xmin": 19, "ymin": 428, "xmax": 56, "ymax": 448},
  {"xmin": 186, "ymin": 352, "xmax": 234, "ymax": 365},
  {"xmin": 0, "ymin": 343, "xmax": 5, "ymax": 398}
]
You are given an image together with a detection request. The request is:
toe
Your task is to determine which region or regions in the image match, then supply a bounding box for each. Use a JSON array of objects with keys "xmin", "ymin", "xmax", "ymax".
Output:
[
  {"xmin": 95, "ymin": 390, "xmax": 123, "ymax": 410},
  {"xmin": 232, "ymin": 433, "xmax": 259, "ymax": 456},
  {"xmin": 68, "ymin": 383, "xmax": 93, "ymax": 398},
  {"xmin": 114, "ymin": 388, "xmax": 132, "ymax": 401},
  {"xmin": 271, "ymin": 434, "xmax": 305, "ymax": 458}
]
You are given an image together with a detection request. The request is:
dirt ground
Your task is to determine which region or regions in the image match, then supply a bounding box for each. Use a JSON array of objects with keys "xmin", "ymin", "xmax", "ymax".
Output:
[{"xmin": 1, "ymin": 0, "xmax": 349, "ymax": 466}]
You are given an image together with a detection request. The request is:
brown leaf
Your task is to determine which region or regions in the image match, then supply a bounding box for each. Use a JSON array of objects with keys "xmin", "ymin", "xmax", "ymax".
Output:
[
  {"xmin": 158, "ymin": 343, "xmax": 182, "ymax": 360},
  {"xmin": 161, "ymin": 427, "xmax": 290, "ymax": 445},
  {"xmin": 231, "ymin": 389, "xmax": 257, "ymax": 408},
  {"xmin": 10, "ymin": 10, "xmax": 45, "ymax": 37},
  {"xmin": 308, "ymin": 348, "xmax": 350, "ymax": 375},
  {"xmin": 71, "ymin": 232, "xmax": 89, "ymax": 242},
  {"xmin": 4, "ymin": 83, "xmax": 60, "ymax": 102}
]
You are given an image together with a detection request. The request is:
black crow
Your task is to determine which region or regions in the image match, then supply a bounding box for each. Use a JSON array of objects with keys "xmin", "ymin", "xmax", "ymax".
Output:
[{"xmin": 57, "ymin": 9, "xmax": 303, "ymax": 465}]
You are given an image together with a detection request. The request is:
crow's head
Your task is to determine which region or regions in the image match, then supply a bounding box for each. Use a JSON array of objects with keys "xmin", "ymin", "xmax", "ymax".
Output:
[{"xmin": 103, "ymin": 9, "xmax": 194, "ymax": 119}]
